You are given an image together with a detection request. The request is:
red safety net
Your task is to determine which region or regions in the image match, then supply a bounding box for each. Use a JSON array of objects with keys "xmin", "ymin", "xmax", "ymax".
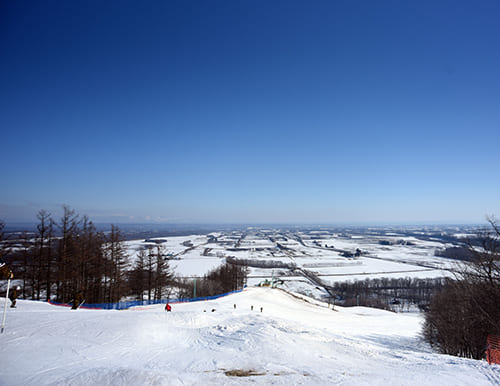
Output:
[{"xmin": 486, "ymin": 335, "xmax": 500, "ymax": 365}]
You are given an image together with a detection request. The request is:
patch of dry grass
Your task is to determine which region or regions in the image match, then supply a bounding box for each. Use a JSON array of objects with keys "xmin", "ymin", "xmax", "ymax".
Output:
[{"xmin": 223, "ymin": 369, "xmax": 266, "ymax": 377}]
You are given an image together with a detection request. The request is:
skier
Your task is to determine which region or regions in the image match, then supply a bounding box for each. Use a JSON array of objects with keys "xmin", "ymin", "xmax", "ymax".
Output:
[
  {"xmin": 9, "ymin": 286, "xmax": 20, "ymax": 308},
  {"xmin": 165, "ymin": 303, "xmax": 172, "ymax": 312},
  {"xmin": 71, "ymin": 292, "xmax": 84, "ymax": 310},
  {"xmin": 0, "ymin": 263, "xmax": 13, "ymax": 280}
]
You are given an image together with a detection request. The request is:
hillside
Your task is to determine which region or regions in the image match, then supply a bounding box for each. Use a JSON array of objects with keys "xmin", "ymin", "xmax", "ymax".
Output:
[{"xmin": 0, "ymin": 287, "xmax": 498, "ymax": 385}]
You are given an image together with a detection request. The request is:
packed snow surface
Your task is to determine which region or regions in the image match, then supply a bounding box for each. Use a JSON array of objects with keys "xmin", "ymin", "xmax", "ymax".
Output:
[{"xmin": 1, "ymin": 287, "xmax": 499, "ymax": 385}]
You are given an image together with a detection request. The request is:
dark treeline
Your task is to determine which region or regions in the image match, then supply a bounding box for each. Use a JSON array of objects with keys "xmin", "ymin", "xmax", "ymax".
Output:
[
  {"xmin": 178, "ymin": 263, "xmax": 248, "ymax": 299},
  {"xmin": 226, "ymin": 256, "xmax": 296, "ymax": 270},
  {"xmin": 332, "ymin": 277, "xmax": 447, "ymax": 311},
  {"xmin": 0, "ymin": 207, "xmax": 173, "ymax": 304},
  {"xmin": 434, "ymin": 246, "xmax": 473, "ymax": 261}
]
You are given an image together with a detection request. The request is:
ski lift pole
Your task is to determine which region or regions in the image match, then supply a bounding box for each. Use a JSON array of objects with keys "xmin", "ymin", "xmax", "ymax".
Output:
[{"xmin": 1, "ymin": 277, "xmax": 11, "ymax": 333}]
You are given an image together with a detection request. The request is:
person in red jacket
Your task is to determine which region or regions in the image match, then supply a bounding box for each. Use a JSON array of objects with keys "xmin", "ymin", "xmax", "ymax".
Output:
[{"xmin": 165, "ymin": 303, "xmax": 172, "ymax": 312}]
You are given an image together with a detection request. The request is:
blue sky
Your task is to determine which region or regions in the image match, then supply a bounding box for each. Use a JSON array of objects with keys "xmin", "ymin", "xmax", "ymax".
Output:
[{"xmin": 1, "ymin": 1, "xmax": 499, "ymax": 224}]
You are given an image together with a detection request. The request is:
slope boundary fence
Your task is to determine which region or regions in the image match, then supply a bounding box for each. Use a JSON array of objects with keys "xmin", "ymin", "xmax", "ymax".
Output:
[
  {"xmin": 48, "ymin": 287, "xmax": 245, "ymax": 310},
  {"xmin": 486, "ymin": 334, "xmax": 500, "ymax": 365}
]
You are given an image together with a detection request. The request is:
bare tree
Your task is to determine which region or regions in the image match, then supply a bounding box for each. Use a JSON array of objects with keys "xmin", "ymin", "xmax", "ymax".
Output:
[
  {"xmin": 75, "ymin": 216, "xmax": 105, "ymax": 303},
  {"xmin": 18, "ymin": 232, "xmax": 33, "ymax": 299},
  {"xmin": 423, "ymin": 217, "xmax": 500, "ymax": 359},
  {"xmin": 129, "ymin": 248, "xmax": 147, "ymax": 301},
  {"xmin": 56, "ymin": 206, "xmax": 79, "ymax": 302},
  {"xmin": 34, "ymin": 210, "xmax": 54, "ymax": 301},
  {"xmin": 153, "ymin": 245, "xmax": 173, "ymax": 300},
  {"xmin": 105, "ymin": 225, "xmax": 128, "ymax": 303},
  {"xmin": 146, "ymin": 246, "xmax": 155, "ymax": 301}
]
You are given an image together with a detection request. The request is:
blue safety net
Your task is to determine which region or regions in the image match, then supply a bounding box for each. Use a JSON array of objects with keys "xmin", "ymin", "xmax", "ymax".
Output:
[{"xmin": 48, "ymin": 287, "xmax": 245, "ymax": 310}]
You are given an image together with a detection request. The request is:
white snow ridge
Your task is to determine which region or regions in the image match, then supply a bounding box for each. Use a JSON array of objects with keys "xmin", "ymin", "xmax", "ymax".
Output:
[{"xmin": 1, "ymin": 287, "xmax": 499, "ymax": 385}]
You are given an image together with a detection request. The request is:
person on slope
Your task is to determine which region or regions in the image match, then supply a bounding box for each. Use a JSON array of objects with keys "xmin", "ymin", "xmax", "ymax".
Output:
[
  {"xmin": 71, "ymin": 292, "xmax": 84, "ymax": 310},
  {"xmin": 165, "ymin": 303, "xmax": 172, "ymax": 312},
  {"xmin": 0, "ymin": 262, "xmax": 13, "ymax": 280},
  {"xmin": 9, "ymin": 286, "xmax": 20, "ymax": 308},
  {"xmin": 1, "ymin": 262, "xmax": 15, "ymax": 307}
]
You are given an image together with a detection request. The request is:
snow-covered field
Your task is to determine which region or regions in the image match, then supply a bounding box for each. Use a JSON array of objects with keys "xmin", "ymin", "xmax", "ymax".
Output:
[
  {"xmin": 123, "ymin": 230, "xmax": 459, "ymax": 296},
  {"xmin": 124, "ymin": 235, "xmax": 225, "ymax": 277},
  {"xmin": 1, "ymin": 287, "xmax": 498, "ymax": 385}
]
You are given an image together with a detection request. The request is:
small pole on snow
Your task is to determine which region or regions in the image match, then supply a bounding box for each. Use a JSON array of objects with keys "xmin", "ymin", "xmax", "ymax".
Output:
[{"xmin": 1, "ymin": 278, "xmax": 11, "ymax": 333}]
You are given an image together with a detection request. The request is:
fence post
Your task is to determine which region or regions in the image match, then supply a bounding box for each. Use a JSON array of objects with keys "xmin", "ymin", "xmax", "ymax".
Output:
[{"xmin": 1, "ymin": 278, "xmax": 11, "ymax": 333}]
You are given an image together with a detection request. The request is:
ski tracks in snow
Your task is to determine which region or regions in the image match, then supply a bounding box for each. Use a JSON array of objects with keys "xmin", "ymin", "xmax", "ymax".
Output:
[{"xmin": 2, "ymin": 290, "xmax": 500, "ymax": 385}]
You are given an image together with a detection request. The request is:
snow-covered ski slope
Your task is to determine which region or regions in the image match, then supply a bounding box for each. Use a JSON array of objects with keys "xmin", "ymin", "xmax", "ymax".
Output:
[{"xmin": 1, "ymin": 287, "xmax": 499, "ymax": 385}]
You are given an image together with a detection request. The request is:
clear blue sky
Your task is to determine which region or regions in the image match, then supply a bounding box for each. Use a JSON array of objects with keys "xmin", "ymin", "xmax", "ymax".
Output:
[{"xmin": 1, "ymin": 1, "xmax": 499, "ymax": 225}]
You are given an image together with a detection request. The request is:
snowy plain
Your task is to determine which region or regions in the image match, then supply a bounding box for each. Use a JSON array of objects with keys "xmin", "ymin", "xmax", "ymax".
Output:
[
  {"xmin": 1, "ymin": 287, "xmax": 499, "ymax": 385},
  {"xmin": 122, "ymin": 230, "xmax": 458, "ymax": 296}
]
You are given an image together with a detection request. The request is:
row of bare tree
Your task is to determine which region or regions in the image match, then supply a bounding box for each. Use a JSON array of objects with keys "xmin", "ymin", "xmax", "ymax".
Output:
[
  {"xmin": 177, "ymin": 262, "xmax": 248, "ymax": 299},
  {"xmin": 0, "ymin": 207, "xmax": 173, "ymax": 304},
  {"xmin": 332, "ymin": 276, "xmax": 446, "ymax": 311}
]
